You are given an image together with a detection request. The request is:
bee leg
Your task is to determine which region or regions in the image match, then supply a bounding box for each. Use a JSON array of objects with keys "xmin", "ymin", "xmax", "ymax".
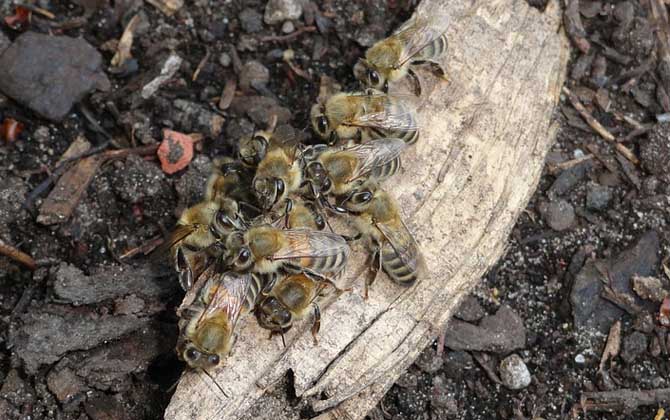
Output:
[
  {"xmin": 407, "ymin": 68, "xmax": 422, "ymax": 96},
  {"xmin": 311, "ymin": 303, "xmax": 321, "ymax": 345},
  {"xmin": 283, "ymin": 198, "xmax": 293, "ymax": 229},
  {"xmin": 175, "ymin": 247, "xmax": 194, "ymax": 291},
  {"xmin": 425, "ymin": 60, "xmax": 449, "ymax": 83},
  {"xmin": 300, "ymin": 268, "xmax": 352, "ymax": 293},
  {"xmin": 364, "ymin": 250, "xmax": 381, "ymax": 300},
  {"xmin": 260, "ymin": 273, "xmax": 279, "ymax": 296},
  {"xmin": 340, "ymin": 233, "xmax": 362, "ymax": 243}
]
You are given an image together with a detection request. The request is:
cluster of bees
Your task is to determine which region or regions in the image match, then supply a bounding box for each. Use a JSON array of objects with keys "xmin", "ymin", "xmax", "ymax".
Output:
[{"xmin": 159, "ymin": 13, "xmax": 449, "ymax": 372}]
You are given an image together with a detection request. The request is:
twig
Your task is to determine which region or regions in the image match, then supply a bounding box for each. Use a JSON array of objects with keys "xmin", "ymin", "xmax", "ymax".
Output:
[
  {"xmin": 120, "ymin": 236, "xmax": 164, "ymax": 260},
  {"xmin": 192, "ymin": 48, "xmax": 211, "ymax": 82},
  {"xmin": 563, "ymin": 87, "xmax": 639, "ymax": 164},
  {"xmin": 546, "ymin": 154, "xmax": 594, "ymax": 175},
  {"xmin": 581, "ymin": 388, "xmax": 670, "ymax": 413},
  {"xmin": 599, "ymin": 320, "xmax": 621, "ymax": 372},
  {"xmin": 0, "ymin": 238, "xmax": 37, "ymax": 270},
  {"xmin": 261, "ymin": 25, "xmax": 317, "ymax": 43},
  {"xmin": 563, "ymin": 0, "xmax": 591, "ymax": 53}
]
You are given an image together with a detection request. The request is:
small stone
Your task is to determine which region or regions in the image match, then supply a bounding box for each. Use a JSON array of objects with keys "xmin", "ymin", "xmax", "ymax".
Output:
[
  {"xmin": 46, "ymin": 367, "xmax": 86, "ymax": 402},
  {"xmin": 219, "ymin": 52, "xmax": 232, "ymax": 67},
  {"xmin": 454, "ymin": 295, "xmax": 486, "ymax": 322},
  {"xmin": 239, "ymin": 8, "xmax": 264, "ymax": 33},
  {"xmin": 0, "ymin": 32, "xmax": 110, "ymax": 121},
  {"xmin": 33, "ymin": 126, "xmax": 50, "ymax": 143},
  {"xmin": 574, "ymin": 353, "xmax": 586, "ymax": 364},
  {"xmin": 641, "ymin": 123, "xmax": 670, "ymax": 175},
  {"xmin": 264, "ymin": 0, "xmax": 303, "ymax": 25},
  {"xmin": 585, "ymin": 182, "xmax": 612, "ymax": 211},
  {"xmin": 443, "ymin": 305, "xmax": 526, "ymax": 353},
  {"xmin": 621, "ymin": 331, "xmax": 648, "ymax": 363},
  {"xmin": 395, "ymin": 368, "xmax": 419, "ymax": 388},
  {"xmin": 238, "ymin": 60, "xmax": 270, "ymax": 92},
  {"xmin": 281, "ymin": 20, "xmax": 295, "ymax": 33},
  {"xmin": 632, "ymin": 275, "xmax": 669, "ymax": 303},
  {"xmin": 499, "ymin": 354, "xmax": 531, "ymax": 390},
  {"xmin": 172, "ymin": 99, "xmax": 225, "ymax": 137},
  {"xmin": 539, "ymin": 199, "xmax": 575, "ymax": 231},
  {"xmin": 443, "ymin": 351, "xmax": 475, "ymax": 380},
  {"xmin": 415, "ymin": 347, "xmax": 443, "ymax": 373}
]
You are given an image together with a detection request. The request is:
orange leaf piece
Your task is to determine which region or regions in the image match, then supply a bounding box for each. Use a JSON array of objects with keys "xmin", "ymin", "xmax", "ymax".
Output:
[
  {"xmin": 1, "ymin": 118, "xmax": 24, "ymax": 143},
  {"xmin": 4, "ymin": 6, "xmax": 31, "ymax": 30},
  {"xmin": 157, "ymin": 129, "xmax": 194, "ymax": 174}
]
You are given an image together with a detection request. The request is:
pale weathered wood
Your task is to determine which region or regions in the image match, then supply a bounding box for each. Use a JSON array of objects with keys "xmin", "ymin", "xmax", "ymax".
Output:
[{"xmin": 166, "ymin": 0, "xmax": 568, "ymax": 418}]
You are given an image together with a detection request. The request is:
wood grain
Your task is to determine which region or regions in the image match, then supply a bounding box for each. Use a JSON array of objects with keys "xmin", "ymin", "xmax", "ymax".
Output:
[{"xmin": 166, "ymin": 0, "xmax": 568, "ymax": 418}]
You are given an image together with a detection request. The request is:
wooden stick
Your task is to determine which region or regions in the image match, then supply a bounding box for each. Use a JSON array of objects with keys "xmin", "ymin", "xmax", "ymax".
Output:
[
  {"xmin": 261, "ymin": 26, "xmax": 316, "ymax": 43},
  {"xmin": 563, "ymin": 87, "xmax": 639, "ymax": 164},
  {"xmin": 581, "ymin": 388, "xmax": 670, "ymax": 413},
  {"xmin": 0, "ymin": 239, "xmax": 37, "ymax": 271}
]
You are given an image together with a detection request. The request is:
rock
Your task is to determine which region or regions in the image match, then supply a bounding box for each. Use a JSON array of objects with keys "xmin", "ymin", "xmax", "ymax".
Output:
[
  {"xmin": 264, "ymin": 0, "xmax": 303, "ymax": 25},
  {"xmin": 219, "ymin": 52, "xmax": 232, "ymax": 67},
  {"xmin": 499, "ymin": 354, "xmax": 531, "ymax": 390},
  {"xmin": 11, "ymin": 308, "xmax": 145, "ymax": 373},
  {"xmin": 443, "ymin": 305, "xmax": 526, "ymax": 353},
  {"xmin": 571, "ymin": 231, "xmax": 660, "ymax": 335},
  {"xmin": 547, "ymin": 160, "xmax": 591, "ymax": 198},
  {"xmin": 0, "ymin": 31, "xmax": 10, "ymax": 55},
  {"xmin": 85, "ymin": 393, "xmax": 132, "ymax": 420},
  {"xmin": 585, "ymin": 182, "xmax": 612, "ymax": 211},
  {"xmin": 538, "ymin": 199, "xmax": 575, "ymax": 231},
  {"xmin": 281, "ymin": 21, "xmax": 295, "ymax": 33},
  {"xmin": 454, "ymin": 295, "xmax": 486, "ymax": 322},
  {"xmin": 443, "ymin": 351, "xmax": 475, "ymax": 380},
  {"xmin": 0, "ymin": 32, "xmax": 110, "ymax": 121},
  {"xmin": 0, "ymin": 369, "xmax": 35, "ymax": 407},
  {"xmin": 46, "ymin": 367, "xmax": 86, "ymax": 403},
  {"xmin": 229, "ymin": 95, "xmax": 292, "ymax": 127},
  {"xmin": 415, "ymin": 347, "xmax": 443, "ymax": 373},
  {"xmin": 174, "ymin": 155, "xmax": 213, "ymax": 207},
  {"xmin": 110, "ymin": 154, "xmax": 168, "ymax": 204},
  {"xmin": 632, "ymin": 275, "xmax": 669, "ymax": 303},
  {"xmin": 641, "ymin": 123, "xmax": 670, "ymax": 176},
  {"xmin": 0, "ymin": 176, "xmax": 28, "ymax": 241},
  {"xmin": 238, "ymin": 60, "xmax": 270, "ymax": 92},
  {"xmin": 171, "ymin": 99, "xmax": 225, "ymax": 137},
  {"xmin": 621, "ymin": 331, "xmax": 647, "ymax": 363},
  {"xmin": 141, "ymin": 53, "xmax": 183, "ymax": 100},
  {"xmin": 239, "ymin": 8, "xmax": 264, "ymax": 33},
  {"xmin": 53, "ymin": 263, "xmax": 174, "ymax": 306}
]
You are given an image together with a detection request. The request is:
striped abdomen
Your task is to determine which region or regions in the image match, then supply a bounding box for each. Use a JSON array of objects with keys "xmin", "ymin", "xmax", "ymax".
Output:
[
  {"xmin": 300, "ymin": 248, "xmax": 349, "ymax": 276},
  {"xmin": 370, "ymin": 100, "xmax": 419, "ymax": 145},
  {"xmin": 370, "ymin": 156, "xmax": 402, "ymax": 180},
  {"xmin": 243, "ymin": 273, "xmax": 270, "ymax": 311},
  {"xmin": 380, "ymin": 240, "xmax": 419, "ymax": 286},
  {"xmin": 413, "ymin": 34, "xmax": 448, "ymax": 62}
]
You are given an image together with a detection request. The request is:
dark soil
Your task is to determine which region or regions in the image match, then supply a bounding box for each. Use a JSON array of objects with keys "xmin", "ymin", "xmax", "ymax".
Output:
[{"xmin": 0, "ymin": 0, "xmax": 668, "ymax": 420}]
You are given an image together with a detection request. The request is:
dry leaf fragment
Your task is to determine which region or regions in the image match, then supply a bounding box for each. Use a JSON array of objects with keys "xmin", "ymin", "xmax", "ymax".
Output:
[
  {"xmin": 4, "ymin": 6, "xmax": 31, "ymax": 30},
  {"xmin": 111, "ymin": 14, "xmax": 140, "ymax": 68},
  {"xmin": 146, "ymin": 0, "xmax": 183, "ymax": 16},
  {"xmin": 1, "ymin": 118, "xmax": 24, "ymax": 143},
  {"xmin": 157, "ymin": 129, "xmax": 194, "ymax": 174}
]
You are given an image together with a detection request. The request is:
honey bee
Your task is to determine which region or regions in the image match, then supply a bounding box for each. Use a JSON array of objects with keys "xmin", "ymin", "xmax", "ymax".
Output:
[
  {"xmin": 302, "ymin": 138, "xmax": 407, "ymax": 197},
  {"xmin": 353, "ymin": 14, "xmax": 449, "ymax": 96},
  {"xmin": 206, "ymin": 157, "xmax": 258, "ymax": 214},
  {"xmin": 339, "ymin": 185, "xmax": 423, "ymax": 293},
  {"xmin": 254, "ymin": 273, "xmax": 325, "ymax": 344},
  {"xmin": 253, "ymin": 147, "xmax": 302, "ymax": 211},
  {"xmin": 271, "ymin": 197, "xmax": 326, "ymax": 231},
  {"xmin": 224, "ymin": 225, "xmax": 350, "ymax": 285},
  {"xmin": 177, "ymin": 268, "xmax": 267, "ymax": 369},
  {"xmin": 310, "ymin": 90, "xmax": 419, "ymax": 145}
]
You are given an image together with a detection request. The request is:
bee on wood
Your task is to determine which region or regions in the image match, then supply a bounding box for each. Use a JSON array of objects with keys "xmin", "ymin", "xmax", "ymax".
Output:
[
  {"xmin": 206, "ymin": 157, "xmax": 259, "ymax": 216},
  {"xmin": 353, "ymin": 14, "xmax": 449, "ymax": 96},
  {"xmin": 223, "ymin": 225, "xmax": 350, "ymax": 287},
  {"xmin": 339, "ymin": 185, "xmax": 424, "ymax": 295},
  {"xmin": 310, "ymin": 90, "xmax": 419, "ymax": 145},
  {"xmin": 302, "ymin": 138, "xmax": 407, "ymax": 198},
  {"xmin": 269, "ymin": 197, "xmax": 326, "ymax": 231},
  {"xmin": 177, "ymin": 268, "xmax": 267, "ymax": 369},
  {"xmin": 254, "ymin": 273, "xmax": 325, "ymax": 344},
  {"xmin": 252, "ymin": 147, "xmax": 303, "ymax": 212}
]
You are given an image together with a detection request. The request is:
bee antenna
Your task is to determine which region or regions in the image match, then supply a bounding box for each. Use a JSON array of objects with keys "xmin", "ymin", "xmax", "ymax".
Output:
[
  {"xmin": 280, "ymin": 331, "xmax": 286, "ymax": 348},
  {"xmin": 200, "ymin": 368, "xmax": 230, "ymax": 399}
]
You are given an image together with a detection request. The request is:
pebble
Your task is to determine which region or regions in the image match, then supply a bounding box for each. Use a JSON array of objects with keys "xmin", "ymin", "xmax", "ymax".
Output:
[
  {"xmin": 443, "ymin": 351, "xmax": 475, "ymax": 380},
  {"xmin": 264, "ymin": 0, "xmax": 303, "ymax": 25},
  {"xmin": 632, "ymin": 275, "xmax": 669, "ymax": 303},
  {"xmin": 499, "ymin": 354, "xmax": 531, "ymax": 390},
  {"xmin": 0, "ymin": 32, "xmax": 110, "ymax": 121},
  {"xmin": 238, "ymin": 60, "xmax": 270, "ymax": 92},
  {"xmin": 443, "ymin": 305, "xmax": 526, "ymax": 353},
  {"xmin": 239, "ymin": 8, "xmax": 264, "ymax": 33},
  {"xmin": 539, "ymin": 199, "xmax": 575, "ymax": 231},
  {"xmin": 219, "ymin": 52, "xmax": 232, "ymax": 67},
  {"xmin": 640, "ymin": 123, "xmax": 670, "ymax": 175},
  {"xmin": 585, "ymin": 182, "xmax": 612, "ymax": 211},
  {"xmin": 281, "ymin": 20, "xmax": 295, "ymax": 33},
  {"xmin": 574, "ymin": 353, "xmax": 586, "ymax": 364},
  {"xmin": 454, "ymin": 295, "xmax": 486, "ymax": 322},
  {"xmin": 621, "ymin": 331, "xmax": 648, "ymax": 363}
]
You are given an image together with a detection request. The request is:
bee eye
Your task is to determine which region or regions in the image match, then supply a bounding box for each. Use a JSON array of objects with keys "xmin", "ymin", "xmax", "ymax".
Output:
[
  {"xmin": 238, "ymin": 248, "xmax": 251, "ymax": 264},
  {"xmin": 355, "ymin": 191, "xmax": 373, "ymax": 204},
  {"xmin": 368, "ymin": 70, "xmax": 380, "ymax": 86},
  {"xmin": 185, "ymin": 347, "xmax": 200, "ymax": 361},
  {"xmin": 217, "ymin": 211, "xmax": 233, "ymax": 228},
  {"xmin": 322, "ymin": 177, "xmax": 332, "ymax": 192},
  {"xmin": 383, "ymin": 80, "xmax": 389, "ymax": 92},
  {"xmin": 317, "ymin": 116, "xmax": 328, "ymax": 134},
  {"xmin": 208, "ymin": 354, "xmax": 220, "ymax": 366},
  {"xmin": 315, "ymin": 214, "xmax": 325, "ymax": 230},
  {"xmin": 275, "ymin": 178, "xmax": 285, "ymax": 198}
]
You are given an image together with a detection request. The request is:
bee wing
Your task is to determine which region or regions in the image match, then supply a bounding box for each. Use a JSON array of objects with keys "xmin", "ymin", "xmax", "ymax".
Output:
[
  {"xmin": 270, "ymin": 229, "xmax": 350, "ymax": 260},
  {"xmin": 150, "ymin": 224, "xmax": 197, "ymax": 262},
  {"xmin": 348, "ymin": 94, "xmax": 418, "ymax": 132},
  {"xmin": 343, "ymin": 138, "xmax": 407, "ymax": 181},
  {"xmin": 198, "ymin": 269, "xmax": 255, "ymax": 326},
  {"xmin": 391, "ymin": 14, "xmax": 449, "ymax": 66},
  {"xmin": 375, "ymin": 220, "xmax": 420, "ymax": 272}
]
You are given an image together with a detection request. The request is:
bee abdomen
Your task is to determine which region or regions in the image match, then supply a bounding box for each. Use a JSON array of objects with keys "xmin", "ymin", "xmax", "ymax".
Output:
[
  {"xmin": 414, "ymin": 34, "xmax": 448, "ymax": 62},
  {"xmin": 381, "ymin": 247, "xmax": 417, "ymax": 286},
  {"xmin": 307, "ymin": 250, "xmax": 348, "ymax": 275},
  {"xmin": 371, "ymin": 156, "xmax": 402, "ymax": 180}
]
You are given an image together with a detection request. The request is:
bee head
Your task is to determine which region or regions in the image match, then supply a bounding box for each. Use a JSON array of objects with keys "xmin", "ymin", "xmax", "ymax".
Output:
[
  {"xmin": 253, "ymin": 176, "xmax": 286, "ymax": 210},
  {"xmin": 354, "ymin": 58, "xmax": 388, "ymax": 92},
  {"xmin": 305, "ymin": 161, "xmax": 332, "ymax": 194},
  {"xmin": 239, "ymin": 134, "xmax": 269, "ymax": 167},
  {"xmin": 255, "ymin": 296, "xmax": 292, "ymax": 331},
  {"xmin": 310, "ymin": 103, "xmax": 333, "ymax": 142},
  {"xmin": 341, "ymin": 188, "xmax": 375, "ymax": 213},
  {"xmin": 181, "ymin": 342, "xmax": 222, "ymax": 369}
]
